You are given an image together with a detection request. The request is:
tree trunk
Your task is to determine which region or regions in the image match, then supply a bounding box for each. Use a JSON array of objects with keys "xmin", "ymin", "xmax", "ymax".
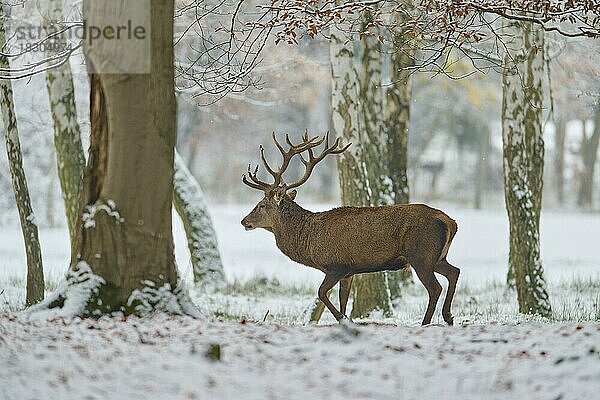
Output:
[
  {"xmin": 0, "ymin": 7, "xmax": 45, "ymax": 306},
  {"xmin": 173, "ymin": 151, "xmax": 225, "ymax": 288},
  {"xmin": 359, "ymin": 20, "xmax": 394, "ymax": 206},
  {"xmin": 384, "ymin": 12, "xmax": 416, "ymax": 298},
  {"xmin": 331, "ymin": 21, "xmax": 369, "ymax": 209},
  {"xmin": 38, "ymin": 0, "xmax": 195, "ymax": 316},
  {"xmin": 42, "ymin": 0, "xmax": 86, "ymax": 241},
  {"xmin": 577, "ymin": 111, "xmax": 600, "ymax": 209},
  {"xmin": 553, "ymin": 117, "xmax": 566, "ymax": 206},
  {"xmin": 502, "ymin": 20, "xmax": 551, "ymax": 317}
]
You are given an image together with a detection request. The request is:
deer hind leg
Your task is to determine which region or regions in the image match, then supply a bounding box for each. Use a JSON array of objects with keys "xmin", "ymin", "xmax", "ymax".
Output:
[
  {"xmin": 339, "ymin": 276, "xmax": 354, "ymax": 317},
  {"xmin": 434, "ymin": 259, "xmax": 460, "ymax": 326},
  {"xmin": 318, "ymin": 266, "xmax": 349, "ymax": 322},
  {"xmin": 413, "ymin": 265, "xmax": 442, "ymax": 326}
]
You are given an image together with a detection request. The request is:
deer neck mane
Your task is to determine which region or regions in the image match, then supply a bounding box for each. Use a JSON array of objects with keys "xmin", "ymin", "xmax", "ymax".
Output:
[{"xmin": 272, "ymin": 198, "xmax": 313, "ymax": 263}]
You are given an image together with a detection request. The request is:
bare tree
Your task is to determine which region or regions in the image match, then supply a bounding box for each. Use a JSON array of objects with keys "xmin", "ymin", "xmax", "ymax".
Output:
[
  {"xmin": 0, "ymin": 6, "xmax": 44, "ymax": 306},
  {"xmin": 502, "ymin": 20, "xmax": 551, "ymax": 317},
  {"xmin": 577, "ymin": 107, "xmax": 600, "ymax": 209}
]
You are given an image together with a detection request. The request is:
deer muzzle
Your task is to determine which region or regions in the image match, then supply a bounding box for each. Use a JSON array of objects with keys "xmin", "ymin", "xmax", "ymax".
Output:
[{"xmin": 241, "ymin": 217, "xmax": 255, "ymax": 231}]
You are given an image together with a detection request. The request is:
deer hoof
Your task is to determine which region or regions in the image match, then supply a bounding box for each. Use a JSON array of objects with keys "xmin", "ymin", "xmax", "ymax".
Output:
[
  {"xmin": 338, "ymin": 316, "xmax": 354, "ymax": 325},
  {"xmin": 443, "ymin": 314, "xmax": 454, "ymax": 326}
]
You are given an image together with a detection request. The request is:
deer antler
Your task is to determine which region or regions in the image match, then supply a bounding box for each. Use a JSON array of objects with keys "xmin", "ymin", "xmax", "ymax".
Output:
[
  {"xmin": 242, "ymin": 164, "xmax": 270, "ymax": 191},
  {"xmin": 287, "ymin": 131, "xmax": 351, "ymax": 190},
  {"xmin": 242, "ymin": 130, "xmax": 351, "ymax": 191}
]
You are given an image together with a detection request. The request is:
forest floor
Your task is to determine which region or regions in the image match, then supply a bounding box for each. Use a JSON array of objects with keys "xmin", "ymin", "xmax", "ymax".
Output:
[
  {"xmin": 1, "ymin": 204, "xmax": 600, "ymax": 398},
  {"xmin": 1, "ymin": 314, "xmax": 599, "ymax": 400}
]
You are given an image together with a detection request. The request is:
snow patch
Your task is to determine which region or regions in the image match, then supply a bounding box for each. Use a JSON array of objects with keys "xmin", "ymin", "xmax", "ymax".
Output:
[
  {"xmin": 82, "ymin": 201, "xmax": 125, "ymax": 229},
  {"xmin": 26, "ymin": 261, "xmax": 105, "ymax": 319},
  {"xmin": 128, "ymin": 280, "xmax": 202, "ymax": 317}
]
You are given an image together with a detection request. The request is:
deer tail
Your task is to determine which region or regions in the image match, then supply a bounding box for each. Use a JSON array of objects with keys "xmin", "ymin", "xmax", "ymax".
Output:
[{"xmin": 437, "ymin": 214, "xmax": 458, "ymax": 263}]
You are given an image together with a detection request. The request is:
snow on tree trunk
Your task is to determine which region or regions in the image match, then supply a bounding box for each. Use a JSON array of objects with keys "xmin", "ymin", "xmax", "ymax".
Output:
[
  {"xmin": 501, "ymin": 20, "xmax": 551, "ymax": 317},
  {"xmin": 35, "ymin": 0, "xmax": 197, "ymax": 317},
  {"xmin": 384, "ymin": 13, "xmax": 416, "ymax": 298},
  {"xmin": 41, "ymin": 0, "xmax": 86, "ymax": 242},
  {"xmin": 0, "ymin": 8, "xmax": 44, "ymax": 306},
  {"xmin": 173, "ymin": 151, "xmax": 225, "ymax": 288},
  {"xmin": 577, "ymin": 110, "xmax": 600, "ymax": 209}
]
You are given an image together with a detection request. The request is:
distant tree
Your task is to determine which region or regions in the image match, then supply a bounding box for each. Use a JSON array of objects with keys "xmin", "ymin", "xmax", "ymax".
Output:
[
  {"xmin": 550, "ymin": 40, "xmax": 600, "ymax": 207},
  {"xmin": 0, "ymin": 6, "xmax": 44, "ymax": 306},
  {"xmin": 577, "ymin": 107, "xmax": 600, "ymax": 209},
  {"xmin": 502, "ymin": 20, "xmax": 551, "ymax": 317},
  {"xmin": 553, "ymin": 116, "xmax": 567, "ymax": 206}
]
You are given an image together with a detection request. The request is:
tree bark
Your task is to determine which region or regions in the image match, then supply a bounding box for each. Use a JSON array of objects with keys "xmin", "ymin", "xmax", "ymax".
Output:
[
  {"xmin": 41, "ymin": 0, "xmax": 86, "ymax": 242},
  {"xmin": 502, "ymin": 20, "xmax": 552, "ymax": 317},
  {"xmin": 386, "ymin": 8, "xmax": 413, "ymax": 206},
  {"xmin": 0, "ymin": 7, "xmax": 45, "ymax": 306},
  {"xmin": 39, "ymin": 0, "xmax": 195, "ymax": 316},
  {"xmin": 173, "ymin": 151, "xmax": 225, "ymax": 288},
  {"xmin": 577, "ymin": 111, "xmax": 600, "ymax": 209}
]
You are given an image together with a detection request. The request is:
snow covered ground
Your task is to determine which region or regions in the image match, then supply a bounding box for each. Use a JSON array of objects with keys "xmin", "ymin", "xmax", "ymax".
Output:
[
  {"xmin": 1, "ymin": 204, "xmax": 600, "ymax": 398},
  {"xmin": 1, "ymin": 315, "xmax": 599, "ymax": 399}
]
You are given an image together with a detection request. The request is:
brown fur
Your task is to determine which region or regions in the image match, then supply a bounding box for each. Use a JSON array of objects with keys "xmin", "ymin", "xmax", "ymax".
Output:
[{"xmin": 242, "ymin": 191, "xmax": 460, "ymax": 325}]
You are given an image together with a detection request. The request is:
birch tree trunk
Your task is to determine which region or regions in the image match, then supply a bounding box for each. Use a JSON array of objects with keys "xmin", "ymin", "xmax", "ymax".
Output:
[
  {"xmin": 40, "ymin": 0, "xmax": 195, "ymax": 316},
  {"xmin": 577, "ymin": 110, "xmax": 600, "ymax": 209},
  {"xmin": 41, "ymin": 0, "xmax": 86, "ymax": 241},
  {"xmin": 0, "ymin": 8, "xmax": 44, "ymax": 306},
  {"xmin": 502, "ymin": 20, "xmax": 552, "ymax": 317},
  {"xmin": 173, "ymin": 151, "xmax": 225, "ymax": 288}
]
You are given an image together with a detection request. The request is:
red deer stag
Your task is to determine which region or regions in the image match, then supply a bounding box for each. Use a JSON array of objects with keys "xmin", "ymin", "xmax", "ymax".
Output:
[{"xmin": 241, "ymin": 132, "xmax": 460, "ymax": 325}]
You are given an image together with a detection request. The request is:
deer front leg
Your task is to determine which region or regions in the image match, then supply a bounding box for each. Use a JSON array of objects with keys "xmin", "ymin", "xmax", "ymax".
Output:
[{"xmin": 318, "ymin": 266, "xmax": 349, "ymax": 322}]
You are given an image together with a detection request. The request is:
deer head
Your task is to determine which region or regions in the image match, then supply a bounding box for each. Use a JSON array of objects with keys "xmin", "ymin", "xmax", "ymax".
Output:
[{"xmin": 241, "ymin": 131, "xmax": 350, "ymax": 231}]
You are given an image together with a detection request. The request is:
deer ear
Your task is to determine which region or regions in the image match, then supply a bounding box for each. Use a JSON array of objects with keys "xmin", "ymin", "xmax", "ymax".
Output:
[{"xmin": 287, "ymin": 190, "xmax": 297, "ymax": 201}]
